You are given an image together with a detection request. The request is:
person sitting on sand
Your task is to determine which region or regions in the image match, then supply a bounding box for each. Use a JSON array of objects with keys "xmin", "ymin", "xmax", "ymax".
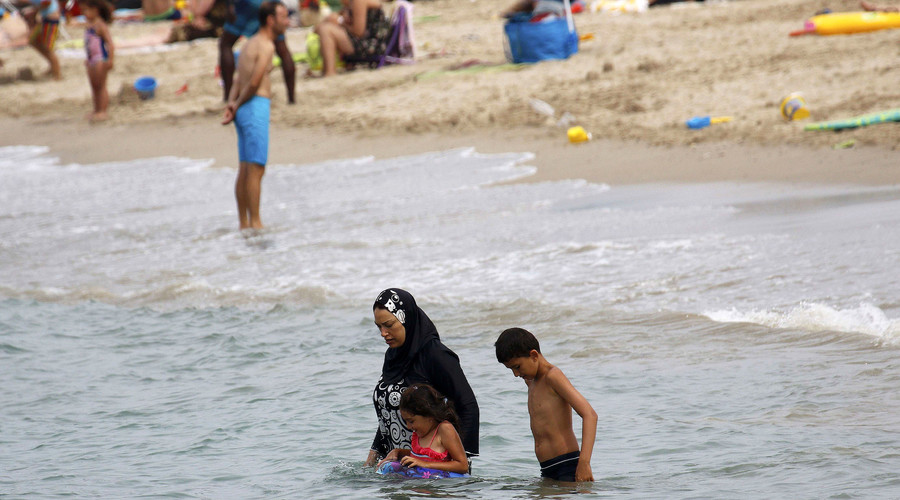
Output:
[
  {"xmin": 313, "ymin": 0, "xmax": 390, "ymax": 76},
  {"xmin": 860, "ymin": 0, "xmax": 898, "ymax": 11}
]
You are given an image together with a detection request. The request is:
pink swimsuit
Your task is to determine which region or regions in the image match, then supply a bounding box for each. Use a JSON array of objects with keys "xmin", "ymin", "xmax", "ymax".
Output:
[
  {"xmin": 84, "ymin": 27, "xmax": 108, "ymax": 65},
  {"xmin": 410, "ymin": 423, "xmax": 450, "ymax": 462}
]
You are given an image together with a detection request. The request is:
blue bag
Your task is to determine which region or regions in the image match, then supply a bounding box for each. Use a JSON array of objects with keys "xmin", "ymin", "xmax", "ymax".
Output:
[{"xmin": 504, "ymin": 14, "xmax": 578, "ymax": 64}]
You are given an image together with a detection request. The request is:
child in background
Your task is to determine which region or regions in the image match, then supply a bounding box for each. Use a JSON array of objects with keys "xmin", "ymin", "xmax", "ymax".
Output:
[
  {"xmin": 24, "ymin": 0, "xmax": 62, "ymax": 79},
  {"xmin": 81, "ymin": 0, "xmax": 114, "ymax": 121},
  {"xmin": 376, "ymin": 384, "xmax": 470, "ymax": 475},
  {"xmin": 495, "ymin": 327, "xmax": 597, "ymax": 482}
]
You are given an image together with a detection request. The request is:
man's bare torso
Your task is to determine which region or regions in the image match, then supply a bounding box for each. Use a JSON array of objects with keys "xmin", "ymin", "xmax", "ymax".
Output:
[{"xmin": 235, "ymin": 34, "xmax": 273, "ymax": 98}]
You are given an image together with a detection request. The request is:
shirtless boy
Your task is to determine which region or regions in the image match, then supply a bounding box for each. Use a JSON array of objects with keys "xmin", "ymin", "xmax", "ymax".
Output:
[
  {"xmin": 495, "ymin": 327, "xmax": 597, "ymax": 482},
  {"xmin": 222, "ymin": 0, "xmax": 289, "ymax": 230}
]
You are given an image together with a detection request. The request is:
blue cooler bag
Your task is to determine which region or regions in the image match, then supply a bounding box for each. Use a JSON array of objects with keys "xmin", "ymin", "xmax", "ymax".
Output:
[{"xmin": 504, "ymin": 14, "xmax": 578, "ymax": 64}]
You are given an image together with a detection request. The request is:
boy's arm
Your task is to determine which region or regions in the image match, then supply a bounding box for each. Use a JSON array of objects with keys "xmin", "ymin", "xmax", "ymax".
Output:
[{"xmin": 547, "ymin": 369, "xmax": 597, "ymax": 482}]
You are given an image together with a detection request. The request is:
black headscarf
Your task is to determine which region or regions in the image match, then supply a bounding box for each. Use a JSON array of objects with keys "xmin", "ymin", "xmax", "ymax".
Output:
[{"xmin": 374, "ymin": 288, "xmax": 440, "ymax": 384}]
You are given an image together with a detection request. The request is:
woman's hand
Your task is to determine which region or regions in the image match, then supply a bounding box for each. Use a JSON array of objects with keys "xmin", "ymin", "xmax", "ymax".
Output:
[
  {"xmin": 374, "ymin": 448, "xmax": 400, "ymax": 468},
  {"xmin": 364, "ymin": 449, "xmax": 378, "ymax": 467}
]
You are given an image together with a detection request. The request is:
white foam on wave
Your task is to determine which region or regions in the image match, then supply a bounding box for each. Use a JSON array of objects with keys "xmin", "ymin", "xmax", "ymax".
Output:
[
  {"xmin": 0, "ymin": 146, "xmax": 54, "ymax": 169},
  {"xmin": 704, "ymin": 302, "xmax": 900, "ymax": 343}
]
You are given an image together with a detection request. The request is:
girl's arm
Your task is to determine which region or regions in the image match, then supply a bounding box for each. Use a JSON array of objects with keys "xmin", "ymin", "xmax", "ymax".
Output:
[
  {"xmin": 547, "ymin": 369, "xmax": 597, "ymax": 482},
  {"xmin": 399, "ymin": 423, "xmax": 469, "ymax": 474},
  {"xmin": 375, "ymin": 448, "xmax": 410, "ymax": 468},
  {"xmin": 99, "ymin": 22, "xmax": 115, "ymax": 70}
]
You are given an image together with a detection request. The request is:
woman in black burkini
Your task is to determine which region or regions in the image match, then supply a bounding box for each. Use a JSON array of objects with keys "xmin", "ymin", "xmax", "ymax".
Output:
[{"xmin": 364, "ymin": 288, "xmax": 479, "ymax": 467}]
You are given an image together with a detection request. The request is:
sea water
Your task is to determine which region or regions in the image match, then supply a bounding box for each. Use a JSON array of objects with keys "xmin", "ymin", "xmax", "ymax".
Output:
[{"xmin": 1, "ymin": 145, "xmax": 899, "ymax": 499}]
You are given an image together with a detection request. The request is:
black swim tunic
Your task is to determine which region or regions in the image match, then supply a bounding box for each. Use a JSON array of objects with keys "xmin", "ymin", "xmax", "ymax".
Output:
[{"xmin": 371, "ymin": 340, "xmax": 479, "ymax": 459}]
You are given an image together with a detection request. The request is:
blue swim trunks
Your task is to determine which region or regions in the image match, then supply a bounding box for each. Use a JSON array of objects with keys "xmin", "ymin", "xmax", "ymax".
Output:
[
  {"xmin": 224, "ymin": 0, "xmax": 262, "ymax": 37},
  {"xmin": 234, "ymin": 95, "xmax": 270, "ymax": 166}
]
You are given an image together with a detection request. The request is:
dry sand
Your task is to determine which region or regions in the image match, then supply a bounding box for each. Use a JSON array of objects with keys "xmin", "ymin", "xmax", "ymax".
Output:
[{"xmin": 1, "ymin": 0, "xmax": 898, "ymax": 184}]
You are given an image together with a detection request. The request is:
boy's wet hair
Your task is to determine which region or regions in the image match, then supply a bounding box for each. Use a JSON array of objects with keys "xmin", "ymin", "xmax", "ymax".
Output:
[
  {"xmin": 399, "ymin": 383, "xmax": 460, "ymax": 430},
  {"xmin": 495, "ymin": 327, "xmax": 540, "ymax": 363},
  {"xmin": 259, "ymin": 0, "xmax": 283, "ymax": 26}
]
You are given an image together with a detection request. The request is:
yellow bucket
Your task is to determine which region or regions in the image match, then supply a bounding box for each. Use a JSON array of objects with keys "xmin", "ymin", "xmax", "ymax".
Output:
[{"xmin": 780, "ymin": 93, "xmax": 810, "ymax": 121}]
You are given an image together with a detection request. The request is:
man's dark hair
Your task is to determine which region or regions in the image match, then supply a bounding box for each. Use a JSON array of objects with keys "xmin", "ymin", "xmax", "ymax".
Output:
[{"xmin": 259, "ymin": 1, "xmax": 282, "ymax": 26}]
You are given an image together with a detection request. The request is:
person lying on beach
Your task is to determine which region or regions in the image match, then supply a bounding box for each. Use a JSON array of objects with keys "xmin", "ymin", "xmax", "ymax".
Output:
[
  {"xmin": 495, "ymin": 327, "xmax": 597, "ymax": 482},
  {"xmin": 313, "ymin": 0, "xmax": 390, "ymax": 76},
  {"xmin": 860, "ymin": 0, "xmax": 898, "ymax": 11},
  {"xmin": 376, "ymin": 384, "xmax": 470, "ymax": 475}
]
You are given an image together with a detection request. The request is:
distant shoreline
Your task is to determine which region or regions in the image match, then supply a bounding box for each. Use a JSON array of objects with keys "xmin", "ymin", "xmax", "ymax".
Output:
[{"xmin": 3, "ymin": 116, "xmax": 899, "ymax": 186}]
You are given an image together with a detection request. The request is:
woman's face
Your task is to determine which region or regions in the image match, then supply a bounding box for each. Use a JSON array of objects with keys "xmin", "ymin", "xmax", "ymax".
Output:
[{"xmin": 374, "ymin": 307, "xmax": 406, "ymax": 349}]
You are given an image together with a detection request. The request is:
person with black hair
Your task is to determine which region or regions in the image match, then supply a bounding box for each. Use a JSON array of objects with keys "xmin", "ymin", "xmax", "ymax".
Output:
[
  {"xmin": 375, "ymin": 384, "xmax": 470, "ymax": 474},
  {"xmin": 365, "ymin": 289, "xmax": 479, "ymax": 468},
  {"xmin": 495, "ymin": 327, "xmax": 597, "ymax": 482}
]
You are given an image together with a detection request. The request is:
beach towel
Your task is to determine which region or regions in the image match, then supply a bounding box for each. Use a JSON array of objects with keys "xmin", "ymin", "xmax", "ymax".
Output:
[{"xmin": 378, "ymin": 0, "xmax": 414, "ymax": 67}]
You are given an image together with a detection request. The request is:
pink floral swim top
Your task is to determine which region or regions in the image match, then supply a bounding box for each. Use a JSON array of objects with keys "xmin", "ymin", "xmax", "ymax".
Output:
[{"xmin": 410, "ymin": 422, "xmax": 450, "ymax": 462}]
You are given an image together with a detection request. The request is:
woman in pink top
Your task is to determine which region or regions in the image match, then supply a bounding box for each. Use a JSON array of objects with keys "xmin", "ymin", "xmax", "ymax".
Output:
[{"xmin": 376, "ymin": 384, "xmax": 470, "ymax": 474}]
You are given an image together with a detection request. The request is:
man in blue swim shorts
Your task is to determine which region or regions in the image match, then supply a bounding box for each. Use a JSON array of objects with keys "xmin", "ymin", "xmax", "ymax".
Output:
[
  {"xmin": 222, "ymin": 1, "xmax": 290, "ymax": 230},
  {"xmin": 218, "ymin": 0, "xmax": 296, "ymax": 104}
]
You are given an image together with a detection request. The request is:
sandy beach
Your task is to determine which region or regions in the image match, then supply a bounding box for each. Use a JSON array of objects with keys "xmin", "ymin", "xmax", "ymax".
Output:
[{"xmin": 1, "ymin": 0, "xmax": 898, "ymax": 184}]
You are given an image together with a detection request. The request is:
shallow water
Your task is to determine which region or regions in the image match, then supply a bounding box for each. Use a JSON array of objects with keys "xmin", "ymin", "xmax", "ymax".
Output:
[{"xmin": 2, "ymin": 145, "xmax": 899, "ymax": 498}]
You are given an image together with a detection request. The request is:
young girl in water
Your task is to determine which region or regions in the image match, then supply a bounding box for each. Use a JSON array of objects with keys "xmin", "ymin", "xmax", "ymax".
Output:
[
  {"xmin": 377, "ymin": 384, "xmax": 470, "ymax": 474},
  {"xmin": 81, "ymin": 0, "xmax": 115, "ymax": 121}
]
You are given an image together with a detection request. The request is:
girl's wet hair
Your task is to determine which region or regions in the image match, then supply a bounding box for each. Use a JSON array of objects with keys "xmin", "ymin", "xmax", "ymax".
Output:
[
  {"xmin": 83, "ymin": 0, "xmax": 113, "ymax": 23},
  {"xmin": 399, "ymin": 384, "xmax": 460, "ymax": 430}
]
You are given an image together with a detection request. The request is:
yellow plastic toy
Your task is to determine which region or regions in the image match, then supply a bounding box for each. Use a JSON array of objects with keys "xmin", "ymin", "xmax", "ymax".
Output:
[{"xmin": 791, "ymin": 11, "xmax": 900, "ymax": 36}]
